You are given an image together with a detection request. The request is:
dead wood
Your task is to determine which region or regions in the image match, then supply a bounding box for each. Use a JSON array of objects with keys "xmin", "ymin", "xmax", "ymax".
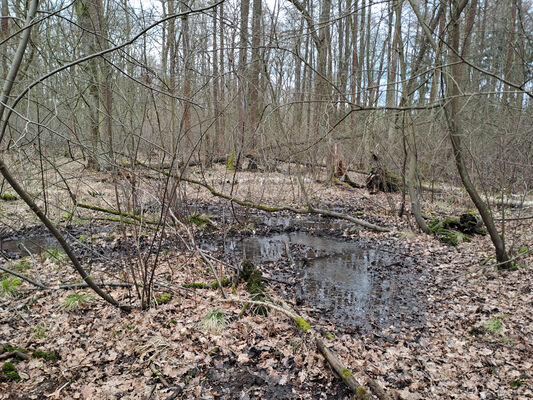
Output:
[
  {"xmin": 316, "ymin": 338, "xmax": 371, "ymax": 399},
  {"xmin": 135, "ymin": 160, "xmax": 390, "ymax": 232},
  {"xmin": 0, "ymin": 264, "xmax": 50, "ymax": 289},
  {"xmin": 223, "ymin": 298, "xmax": 385, "ymax": 399},
  {"xmin": 343, "ymin": 174, "xmax": 365, "ymax": 188},
  {"xmin": 366, "ymin": 167, "xmax": 400, "ymax": 193},
  {"xmin": 0, "ymin": 350, "xmax": 29, "ymax": 361},
  {"xmin": 58, "ymin": 282, "xmax": 133, "ymax": 289}
]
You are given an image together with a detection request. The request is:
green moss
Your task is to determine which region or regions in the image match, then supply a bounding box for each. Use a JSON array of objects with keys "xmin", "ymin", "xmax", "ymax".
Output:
[
  {"xmin": 153, "ymin": 292, "xmax": 172, "ymax": 305},
  {"xmin": 428, "ymin": 217, "xmax": 470, "ymax": 246},
  {"xmin": 356, "ymin": 385, "xmax": 370, "ymax": 399},
  {"xmin": 294, "ymin": 316, "xmax": 311, "ymax": 332},
  {"xmin": 240, "ymin": 260, "xmax": 256, "ymax": 281},
  {"xmin": 1, "ymin": 193, "xmax": 17, "ymax": 201},
  {"xmin": 246, "ymin": 269, "xmax": 264, "ymax": 296},
  {"xmin": 183, "ymin": 282, "xmax": 209, "ymax": 289},
  {"xmin": 183, "ymin": 279, "xmax": 231, "ymax": 290},
  {"xmin": 226, "ymin": 152, "xmax": 236, "ymax": 170},
  {"xmin": 341, "ymin": 367, "xmax": 354, "ymax": 379},
  {"xmin": 210, "ymin": 278, "xmax": 231, "ymax": 288},
  {"xmin": 32, "ymin": 350, "xmax": 59, "ymax": 362},
  {"xmin": 510, "ymin": 375, "xmax": 530, "ymax": 388},
  {"xmin": 1, "ymin": 362, "xmax": 21, "ymax": 382},
  {"xmin": 2, "ymin": 345, "xmax": 27, "ymax": 354},
  {"xmin": 322, "ymin": 331, "xmax": 335, "ymax": 339},
  {"xmin": 187, "ymin": 213, "xmax": 214, "ymax": 230},
  {"xmin": 485, "ymin": 317, "xmax": 503, "ymax": 334}
]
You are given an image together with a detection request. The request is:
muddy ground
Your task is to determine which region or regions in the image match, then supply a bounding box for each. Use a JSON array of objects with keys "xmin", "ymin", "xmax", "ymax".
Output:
[{"xmin": 0, "ymin": 163, "xmax": 532, "ymax": 399}]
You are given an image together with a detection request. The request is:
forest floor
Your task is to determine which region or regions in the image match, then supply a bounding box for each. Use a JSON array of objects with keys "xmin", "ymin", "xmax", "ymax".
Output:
[{"xmin": 0, "ymin": 161, "xmax": 532, "ymax": 399}]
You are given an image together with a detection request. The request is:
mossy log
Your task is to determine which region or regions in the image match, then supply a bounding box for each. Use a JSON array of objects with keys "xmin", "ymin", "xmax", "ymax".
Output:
[
  {"xmin": 135, "ymin": 160, "xmax": 389, "ymax": 232},
  {"xmin": 182, "ymin": 278, "xmax": 231, "ymax": 289},
  {"xmin": 365, "ymin": 167, "xmax": 400, "ymax": 193},
  {"xmin": 458, "ymin": 212, "xmax": 485, "ymax": 234},
  {"xmin": 316, "ymin": 339, "xmax": 371, "ymax": 399},
  {"xmin": 224, "ymin": 298, "xmax": 386, "ymax": 399}
]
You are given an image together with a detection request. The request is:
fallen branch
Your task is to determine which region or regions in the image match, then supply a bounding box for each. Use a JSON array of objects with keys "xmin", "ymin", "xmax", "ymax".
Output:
[
  {"xmin": 136, "ymin": 160, "xmax": 389, "ymax": 232},
  {"xmin": 0, "ymin": 350, "xmax": 29, "ymax": 361},
  {"xmin": 223, "ymin": 298, "xmax": 378, "ymax": 399},
  {"xmin": 0, "ymin": 264, "xmax": 50, "ymax": 289},
  {"xmin": 58, "ymin": 282, "xmax": 133, "ymax": 289}
]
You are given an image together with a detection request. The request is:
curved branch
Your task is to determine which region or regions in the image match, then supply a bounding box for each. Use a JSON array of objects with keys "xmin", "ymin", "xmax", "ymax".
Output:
[
  {"xmin": 0, "ymin": 0, "xmax": 226, "ymax": 144},
  {"xmin": 0, "ymin": 0, "xmax": 130, "ymax": 311}
]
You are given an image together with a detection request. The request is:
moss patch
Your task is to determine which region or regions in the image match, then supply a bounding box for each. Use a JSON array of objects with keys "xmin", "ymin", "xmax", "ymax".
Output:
[
  {"xmin": 240, "ymin": 260, "xmax": 268, "ymax": 315},
  {"xmin": 187, "ymin": 213, "xmax": 214, "ymax": 230},
  {"xmin": 1, "ymin": 193, "xmax": 17, "ymax": 201},
  {"xmin": 294, "ymin": 316, "xmax": 311, "ymax": 332},
  {"xmin": 32, "ymin": 350, "xmax": 59, "ymax": 362},
  {"xmin": 341, "ymin": 367, "xmax": 354, "ymax": 379},
  {"xmin": 153, "ymin": 292, "xmax": 172, "ymax": 305},
  {"xmin": 428, "ymin": 217, "xmax": 470, "ymax": 246},
  {"xmin": 182, "ymin": 278, "xmax": 231, "ymax": 290},
  {"xmin": 356, "ymin": 385, "xmax": 370, "ymax": 399},
  {"xmin": 1, "ymin": 362, "xmax": 21, "ymax": 382}
]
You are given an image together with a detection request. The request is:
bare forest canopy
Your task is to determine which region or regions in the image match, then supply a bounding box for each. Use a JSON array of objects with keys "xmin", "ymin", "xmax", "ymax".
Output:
[
  {"xmin": 0, "ymin": 0, "xmax": 530, "ymax": 180},
  {"xmin": 0, "ymin": 0, "xmax": 532, "ymax": 280},
  {"xmin": 1, "ymin": 2, "xmax": 533, "ymax": 398}
]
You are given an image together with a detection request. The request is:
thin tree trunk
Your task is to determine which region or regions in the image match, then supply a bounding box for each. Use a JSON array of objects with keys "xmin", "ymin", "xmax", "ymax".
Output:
[
  {"xmin": 238, "ymin": 0, "xmax": 250, "ymax": 161},
  {"xmin": 0, "ymin": 0, "xmax": 127, "ymax": 310},
  {"xmin": 219, "ymin": 2, "xmax": 225, "ymax": 149},
  {"xmin": 181, "ymin": 0, "xmax": 192, "ymax": 154},
  {"xmin": 1, "ymin": 0, "xmax": 8, "ymax": 77},
  {"xmin": 443, "ymin": 0, "xmax": 510, "ymax": 267},
  {"xmin": 211, "ymin": 5, "xmax": 221, "ymax": 162},
  {"xmin": 503, "ymin": 0, "xmax": 517, "ymax": 105},
  {"xmin": 249, "ymin": 0, "xmax": 262, "ymax": 151}
]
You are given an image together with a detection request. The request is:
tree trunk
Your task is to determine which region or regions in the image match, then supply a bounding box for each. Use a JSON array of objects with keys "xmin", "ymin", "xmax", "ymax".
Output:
[
  {"xmin": 444, "ymin": 0, "xmax": 510, "ymax": 267},
  {"xmin": 238, "ymin": 0, "xmax": 250, "ymax": 160},
  {"xmin": 1, "ymin": 0, "xmax": 8, "ymax": 77},
  {"xmin": 249, "ymin": 0, "xmax": 262, "ymax": 152},
  {"xmin": 181, "ymin": 0, "xmax": 192, "ymax": 154}
]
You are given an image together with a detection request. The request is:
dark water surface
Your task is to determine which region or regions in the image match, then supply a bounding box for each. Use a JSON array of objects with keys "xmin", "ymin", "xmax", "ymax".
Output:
[{"xmin": 206, "ymin": 229, "xmax": 423, "ymax": 331}]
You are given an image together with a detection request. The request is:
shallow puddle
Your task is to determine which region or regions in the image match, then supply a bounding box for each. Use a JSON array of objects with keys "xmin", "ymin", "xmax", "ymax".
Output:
[
  {"xmin": 0, "ymin": 235, "xmax": 58, "ymax": 257},
  {"xmin": 210, "ymin": 231, "xmax": 423, "ymax": 331}
]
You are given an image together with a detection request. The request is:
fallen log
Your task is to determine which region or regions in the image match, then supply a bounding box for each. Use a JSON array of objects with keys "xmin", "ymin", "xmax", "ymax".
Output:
[
  {"xmin": 223, "ymin": 298, "xmax": 395, "ymax": 399},
  {"xmin": 136, "ymin": 160, "xmax": 390, "ymax": 232},
  {"xmin": 316, "ymin": 338, "xmax": 371, "ymax": 398}
]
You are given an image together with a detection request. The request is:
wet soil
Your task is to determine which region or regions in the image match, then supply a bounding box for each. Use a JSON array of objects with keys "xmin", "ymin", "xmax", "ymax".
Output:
[
  {"xmin": 199, "ymin": 208, "xmax": 426, "ymax": 333},
  {"xmin": 1, "ymin": 207, "xmax": 426, "ymax": 334}
]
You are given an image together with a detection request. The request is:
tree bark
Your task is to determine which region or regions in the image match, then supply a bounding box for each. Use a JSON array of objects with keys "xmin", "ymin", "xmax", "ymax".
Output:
[
  {"xmin": 249, "ymin": 0, "xmax": 262, "ymax": 151},
  {"xmin": 0, "ymin": 0, "xmax": 127, "ymax": 310},
  {"xmin": 443, "ymin": 0, "xmax": 510, "ymax": 267}
]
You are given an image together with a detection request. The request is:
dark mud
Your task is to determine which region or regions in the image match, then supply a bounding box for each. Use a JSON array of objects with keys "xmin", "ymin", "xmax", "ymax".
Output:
[
  {"xmin": 2, "ymin": 207, "xmax": 426, "ymax": 333},
  {"xmin": 199, "ymin": 210, "xmax": 426, "ymax": 332}
]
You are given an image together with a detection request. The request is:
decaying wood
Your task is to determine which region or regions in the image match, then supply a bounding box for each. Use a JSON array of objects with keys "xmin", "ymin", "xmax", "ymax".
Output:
[
  {"xmin": 0, "ymin": 350, "xmax": 29, "ymax": 361},
  {"xmin": 316, "ymin": 338, "xmax": 371, "ymax": 398},
  {"xmin": 223, "ymin": 298, "xmax": 387, "ymax": 399},
  {"xmin": 135, "ymin": 160, "xmax": 390, "ymax": 232}
]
